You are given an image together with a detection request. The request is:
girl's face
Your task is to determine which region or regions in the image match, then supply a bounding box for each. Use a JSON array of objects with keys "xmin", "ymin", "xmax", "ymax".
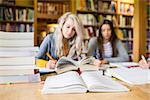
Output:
[
  {"xmin": 62, "ymin": 18, "xmax": 75, "ymax": 39},
  {"xmin": 101, "ymin": 24, "xmax": 112, "ymax": 42}
]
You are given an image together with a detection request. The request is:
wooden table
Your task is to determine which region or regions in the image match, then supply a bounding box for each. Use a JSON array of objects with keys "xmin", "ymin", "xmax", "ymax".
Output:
[{"xmin": 0, "ymin": 83, "xmax": 150, "ymax": 100}]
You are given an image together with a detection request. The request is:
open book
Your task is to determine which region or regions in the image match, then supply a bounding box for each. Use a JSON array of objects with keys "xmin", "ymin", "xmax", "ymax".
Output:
[
  {"xmin": 54, "ymin": 56, "xmax": 109, "ymax": 74},
  {"xmin": 106, "ymin": 67, "xmax": 150, "ymax": 85},
  {"xmin": 42, "ymin": 71, "xmax": 129, "ymax": 94}
]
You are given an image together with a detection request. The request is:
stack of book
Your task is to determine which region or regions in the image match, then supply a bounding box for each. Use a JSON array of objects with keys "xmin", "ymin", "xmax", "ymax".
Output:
[{"xmin": 0, "ymin": 31, "xmax": 40, "ymax": 84}]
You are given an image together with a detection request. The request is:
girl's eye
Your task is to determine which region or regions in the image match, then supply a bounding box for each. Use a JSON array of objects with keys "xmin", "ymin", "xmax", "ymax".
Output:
[{"xmin": 67, "ymin": 26, "xmax": 70, "ymax": 28}]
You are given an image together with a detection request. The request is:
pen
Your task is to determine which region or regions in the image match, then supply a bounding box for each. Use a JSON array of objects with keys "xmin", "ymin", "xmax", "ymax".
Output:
[
  {"xmin": 141, "ymin": 55, "xmax": 147, "ymax": 64},
  {"xmin": 46, "ymin": 52, "xmax": 55, "ymax": 60},
  {"xmin": 109, "ymin": 66, "xmax": 118, "ymax": 68}
]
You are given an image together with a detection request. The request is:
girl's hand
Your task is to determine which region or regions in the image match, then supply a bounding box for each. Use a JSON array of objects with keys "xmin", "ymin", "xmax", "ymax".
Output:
[
  {"xmin": 93, "ymin": 59, "xmax": 109, "ymax": 67},
  {"xmin": 93, "ymin": 59, "xmax": 102, "ymax": 67},
  {"xmin": 101, "ymin": 60, "xmax": 109, "ymax": 64},
  {"xmin": 46, "ymin": 60, "xmax": 57, "ymax": 69},
  {"xmin": 139, "ymin": 60, "xmax": 150, "ymax": 69}
]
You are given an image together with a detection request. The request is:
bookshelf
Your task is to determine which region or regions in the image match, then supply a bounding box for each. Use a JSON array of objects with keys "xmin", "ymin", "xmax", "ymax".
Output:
[
  {"xmin": 73, "ymin": 0, "xmax": 134, "ymax": 60},
  {"xmin": 0, "ymin": 1, "xmax": 34, "ymax": 32},
  {"xmin": 147, "ymin": 1, "xmax": 150, "ymax": 58},
  {"xmin": 34, "ymin": 0, "xmax": 71, "ymax": 46}
]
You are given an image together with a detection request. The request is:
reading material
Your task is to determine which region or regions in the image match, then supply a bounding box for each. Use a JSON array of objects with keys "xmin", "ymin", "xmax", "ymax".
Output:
[
  {"xmin": 54, "ymin": 56, "xmax": 109, "ymax": 74},
  {"xmin": 106, "ymin": 63, "xmax": 150, "ymax": 85},
  {"xmin": 42, "ymin": 71, "xmax": 129, "ymax": 94}
]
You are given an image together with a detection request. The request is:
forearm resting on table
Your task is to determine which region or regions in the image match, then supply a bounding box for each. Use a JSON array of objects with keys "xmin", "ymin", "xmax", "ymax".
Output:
[{"xmin": 36, "ymin": 59, "xmax": 48, "ymax": 68}]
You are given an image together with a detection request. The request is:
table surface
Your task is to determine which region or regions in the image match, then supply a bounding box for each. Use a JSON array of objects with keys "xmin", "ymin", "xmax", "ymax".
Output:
[{"xmin": 0, "ymin": 82, "xmax": 150, "ymax": 100}]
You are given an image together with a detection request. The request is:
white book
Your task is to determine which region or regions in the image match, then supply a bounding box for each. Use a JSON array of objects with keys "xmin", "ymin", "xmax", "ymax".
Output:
[
  {"xmin": 42, "ymin": 71, "xmax": 129, "ymax": 94},
  {"xmin": 0, "ymin": 31, "xmax": 34, "ymax": 39},
  {"xmin": 0, "ymin": 39, "xmax": 34, "ymax": 47},
  {"xmin": 0, "ymin": 51, "xmax": 36, "ymax": 57},
  {"xmin": 0, "ymin": 68, "xmax": 38, "ymax": 76},
  {"xmin": 0, "ymin": 65, "xmax": 36, "ymax": 69},
  {"xmin": 0, "ymin": 56, "xmax": 35, "ymax": 66},
  {"xmin": 110, "ymin": 62, "xmax": 139, "ymax": 68},
  {"xmin": 106, "ymin": 67, "xmax": 150, "ymax": 85},
  {"xmin": 0, "ymin": 73, "xmax": 41, "ymax": 84},
  {"xmin": 0, "ymin": 47, "xmax": 39, "ymax": 51},
  {"xmin": 0, "ymin": 65, "xmax": 38, "ymax": 76}
]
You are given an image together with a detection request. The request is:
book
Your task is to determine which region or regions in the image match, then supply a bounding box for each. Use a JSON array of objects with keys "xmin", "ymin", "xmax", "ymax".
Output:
[
  {"xmin": 0, "ymin": 66, "xmax": 38, "ymax": 76},
  {"xmin": 106, "ymin": 63, "xmax": 150, "ymax": 85},
  {"xmin": 109, "ymin": 62, "xmax": 139, "ymax": 68},
  {"xmin": 0, "ymin": 56, "xmax": 35, "ymax": 66},
  {"xmin": 42, "ymin": 71, "xmax": 129, "ymax": 94},
  {"xmin": 0, "ymin": 31, "xmax": 34, "ymax": 39},
  {"xmin": 0, "ymin": 50, "xmax": 36, "ymax": 57},
  {"xmin": 0, "ymin": 39, "xmax": 34, "ymax": 47},
  {"xmin": 54, "ymin": 56, "xmax": 109, "ymax": 74},
  {"xmin": 0, "ymin": 73, "xmax": 41, "ymax": 84}
]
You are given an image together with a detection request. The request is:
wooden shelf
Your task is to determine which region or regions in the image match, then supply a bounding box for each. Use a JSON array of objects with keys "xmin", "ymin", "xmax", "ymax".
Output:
[
  {"xmin": 84, "ymin": 25, "xmax": 99, "ymax": 28},
  {"xmin": 0, "ymin": 21, "xmax": 33, "ymax": 24},
  {"xmin": 38, "ymin": 0, "xmax": 70, "ymax": 3},
  {"xmin": 118, "ymin": 13, "xmax": 133, "ymax": 17},
  {"xmin": 118, "ymin": 26, "xmax": 133, "ymax": 29},
  {"xmin": 119, "ymin": 1, "xmax": 134, "ymax": 5},
  {"xmin": 37, "ymin": 13, "xmax": 60, "ymax": 20},
  {"xmin": 0, "ymin": 4, "xmax": 33, "ymax": 8},
  {"xmin": 121, "ymin": 38, "xmax": 133, "ymax": 41},
  {"xmin": 98, "ymin": 11, "xmax": 117, "ymax": 15},
  {"xmin": 77, "ymin": 10, "xmax": 98, "ymax": 14}
]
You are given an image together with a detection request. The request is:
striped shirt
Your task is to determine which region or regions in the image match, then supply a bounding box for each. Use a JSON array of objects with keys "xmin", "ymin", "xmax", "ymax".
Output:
[{"xmin": 103, "ymin": 42, "xmax": 112, "ymax": 58}]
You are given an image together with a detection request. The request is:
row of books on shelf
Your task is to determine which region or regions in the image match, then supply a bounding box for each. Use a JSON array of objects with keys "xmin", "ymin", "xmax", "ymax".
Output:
[
  {"xmin": 78, "ymin": 14, "xmax": 98, "ymax": 25},
  {"xmin": 146, "ymin": 41, "xmax": 150, "ymax": 53},
  {"xmin": 119, "ymin": 15, "xmax": 134, "ymax": 27},
  {"xmin": 0, "ymin": 7, "xmax": 34, "ymax": 22},
  {"xmin": 118, "ymin": 2, "xmax": 134, "ymax": 15},
  {"xmin": 0, "ymin": 23, "xmax": 34, "ymax": 32},
  {"xmin": 147, "ymin": 5, "xmax": 150, "ymax": 16},
  {"xmin": 37, "ymin": 2, "xmax": 69, "ymax": 16},
  {"xmin": 0, "ymin": 31, "xmax": 40, "ymax": 84},
  {"xmin": 76, "ymin": 0, "xmax": 117, "ymax": 13},
  {"xmin": 77, "ymin": 13, "xmax": 134, "ymax": 27},
  {"xmin": 76, "ymin": 0, "xmax": 134, "ymax": 15}
]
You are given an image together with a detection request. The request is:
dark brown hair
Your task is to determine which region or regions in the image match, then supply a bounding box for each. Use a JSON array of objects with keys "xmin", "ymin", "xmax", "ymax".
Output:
[{"xmin": 97, "ymin": 19, "xmax": 119, "ymax": 58}]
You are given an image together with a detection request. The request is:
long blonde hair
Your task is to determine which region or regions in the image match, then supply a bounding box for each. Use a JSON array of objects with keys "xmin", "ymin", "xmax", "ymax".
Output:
[{"xmin": 54, "ymin": 12, "xmax": 84, "ymax": 58}]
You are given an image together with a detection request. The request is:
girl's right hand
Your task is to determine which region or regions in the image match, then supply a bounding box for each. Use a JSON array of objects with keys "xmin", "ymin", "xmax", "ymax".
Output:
[{"xmin": 46, "ymin": 60, "xmax": 57, "ymax": 69}]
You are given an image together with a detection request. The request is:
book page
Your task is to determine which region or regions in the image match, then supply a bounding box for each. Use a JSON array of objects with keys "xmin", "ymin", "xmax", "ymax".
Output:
[
  {"xmin": 78, "ymin": 56, "xmax": 94, "ymax": 65},
  {"xmin": 110, "ymin": 62, "xmax": 139, "ymax": 68},
  {"xmin": 42, "ymin": 71, "xmax": 87, "ymax": 94},
  {"xmin": 55, "ymin": 57, "xmax": 79, "ymax": 74},
  {"xmin": 55, "ymin": 56, "xmax": 79, "ymax": 68},
  {"xmin": 81, "ymin": 71, "xmax": 129, "ymax": 92},
  {"xmin": 106, "ymin": 67, "xmax": 150, "ymax": 85}
]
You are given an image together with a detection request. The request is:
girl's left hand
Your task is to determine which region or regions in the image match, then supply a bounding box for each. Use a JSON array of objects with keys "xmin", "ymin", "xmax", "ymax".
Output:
[{"xmin": 93, "ymin": 59, "xmax": 109, "ymax": 67}]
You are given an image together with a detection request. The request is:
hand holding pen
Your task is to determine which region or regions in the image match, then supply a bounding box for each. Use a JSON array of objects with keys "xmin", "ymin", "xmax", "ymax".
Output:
[
  {"xmin": 46, "ymin": 52, "xmax": 57, "ymax": 69},
  {"xmin": 139, "ymin": 55, "xmax": 150, "ymax": 69}
]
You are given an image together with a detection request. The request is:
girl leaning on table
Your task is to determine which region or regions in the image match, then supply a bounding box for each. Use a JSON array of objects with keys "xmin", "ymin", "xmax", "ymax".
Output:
[
  {"xmin": 87, "ymin": 19, "xmax": 129, "ymax": 67},
  {"xmin": 36, "ymin": 12, "xmax": 87, "ymax": 69}
]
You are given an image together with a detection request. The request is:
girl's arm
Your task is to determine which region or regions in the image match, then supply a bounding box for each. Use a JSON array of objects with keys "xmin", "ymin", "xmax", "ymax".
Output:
[{"xmin": 104, "ymin": 40, "xmax": 129, "ymax": 62}]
